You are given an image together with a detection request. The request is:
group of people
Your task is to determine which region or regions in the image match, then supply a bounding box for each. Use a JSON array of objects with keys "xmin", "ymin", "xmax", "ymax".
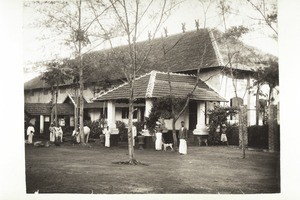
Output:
[
  {"xmin": 25, "ymin": 122, "xmax": 64, "ymax": 145},
  {"xmin": 26, "ymin": 120, "xmax": 228, "ymax": 149},
  {"xmin": 154, "ymin": 121, "xmax": 188, "ymax": 155},
  {"xmin": 154, "ymin": 121, "xmax": 229, "ymax": 154},
  {"xmin": 49, "ymin": 123, "xmax": 63, "ymax": 143}
]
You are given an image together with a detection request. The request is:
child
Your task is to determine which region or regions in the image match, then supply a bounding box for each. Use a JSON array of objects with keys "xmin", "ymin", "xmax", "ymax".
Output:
[{"xmin": 220, "ymin": 124, "xmax": 228, "ymax": 146}]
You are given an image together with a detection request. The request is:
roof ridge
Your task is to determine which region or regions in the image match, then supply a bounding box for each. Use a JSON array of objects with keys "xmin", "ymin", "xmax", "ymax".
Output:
[
  {"xmin": 145, "ymin": 71, "xmax": 157, "ymax": 98},
  {"xmin": 208, "ymin": 29, "xmax": 224, "ymax": 66},
  {"xmin": 155, "ymin": 70, "xmax": 197, "ymax": 77},
  {"xmin": 92, "ymin": 71, "xmax": 152, "ymax": 101}
]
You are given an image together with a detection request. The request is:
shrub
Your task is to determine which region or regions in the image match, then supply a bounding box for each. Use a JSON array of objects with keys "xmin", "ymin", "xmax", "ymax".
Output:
[
  {"xmin": 248, "ymin": 125, "xmax": 268, "ymax": 149},
  {"xmin": 133, "ymin": 121, "xmax": 144, "ymax": 135},
  {"xmin": 207, "ymin": 106, "xmax": 238, "ymax": 145},
  {"xmin": 84, "ymin": 120, "xmax": 103, "ymax": 139},
  {"xmin": 116, "ymin": 121, "xmax": 127, "ymax": 141}
]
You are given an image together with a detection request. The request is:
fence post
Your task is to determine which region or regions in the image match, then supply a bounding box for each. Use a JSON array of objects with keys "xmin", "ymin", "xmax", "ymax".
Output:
[{"xmin": 268, "ymin": 105, "xmax": 279, "ymax": 152}]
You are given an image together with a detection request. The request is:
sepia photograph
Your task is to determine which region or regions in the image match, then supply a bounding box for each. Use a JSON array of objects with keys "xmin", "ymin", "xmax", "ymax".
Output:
[{"xmin": 4, "ymin": 0, "xmax": 300, "ymax": 199}]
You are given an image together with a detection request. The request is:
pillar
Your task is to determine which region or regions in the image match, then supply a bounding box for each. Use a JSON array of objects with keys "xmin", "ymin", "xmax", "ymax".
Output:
[
  {"xmin": 193, "ymin": 101, "xmax": 208, "ymax": 135},
  {"xmin": 145, "ymin": 99, "xmax": 153, "ymax": 118},
  {"xmin": 107, "ymin": 101, "xmax": 119, "ymax": 134},
  {"xmin": 40, "ymin": 115, "xmax": 44, "ymax": 134},
  {"xmin": 268, "ymin": 105, "xmax": 279, "ymax": 152}
]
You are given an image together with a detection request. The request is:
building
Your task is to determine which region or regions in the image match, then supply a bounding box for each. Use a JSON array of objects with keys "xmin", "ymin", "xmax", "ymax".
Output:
[{"xmin": 24, "ymin": 28, "xmax": 278, "ymax": 135}]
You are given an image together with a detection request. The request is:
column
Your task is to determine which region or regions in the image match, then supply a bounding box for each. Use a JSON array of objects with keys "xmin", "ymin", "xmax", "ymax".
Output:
[
  {"xmin": 107, "ymin": 101, "xmax": 119, "ymax": 134},
  {"xmin": 193, "ymin": 101, "xmax": 208, "ymax": 135},
  {"xmin": 184, "ymin": 107, "xmax": 189, "ymax": 130},
  {"xmin": 145, "ymin": 99, "xmax": 153, "ymax": 118},
  {"xmin": 40, "ymin": 115, "xmax": 44, "ymax": 134},
  {"xmin": 246, "ymin": 77, "xmax": 256, "ymax": 126}
]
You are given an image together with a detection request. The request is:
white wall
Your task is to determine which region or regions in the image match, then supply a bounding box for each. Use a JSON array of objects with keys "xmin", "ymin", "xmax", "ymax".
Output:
[{"xmin": 24, "ymin": 87, "xmax": 95, "ymax": 104}]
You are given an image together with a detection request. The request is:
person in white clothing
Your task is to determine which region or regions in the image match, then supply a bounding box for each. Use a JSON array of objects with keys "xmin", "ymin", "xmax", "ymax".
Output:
[
  {"xmin": 220, "ymin": 124, "xmax": 228, "ymax": 146},
  {"xmin": 178, "ymin": 121, "xmax": 188, "ymax": 155},
  {"xmin": 103, "ymin": 126, "xmax": 111, "ymax": 147},
  {"xmin": 132, "ymin": 125, "xmax": 137, "ymax": 147},
  {"xmin": 26, "ymin": 124, "xmax": 35, "ymax": 144},
  {"xmin": 49, "ymin": 123, "xmax": 56, "ymax": 142},
  {"xmin": 155, "ymin": 121, "xmax": 163, "ymax": 150}
]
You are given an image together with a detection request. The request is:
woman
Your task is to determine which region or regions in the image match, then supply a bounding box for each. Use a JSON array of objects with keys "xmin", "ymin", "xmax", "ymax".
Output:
[
  {"xmin": 155, "ymin": 122, "xmax": 163, "ymax": 150},
  {"xmin": 103, "ymin": 126, "xmax": 111, "ymax": 148},
  {"xmin": 179, "ymin": 121, "xmax": 188, "ymax": 155}
]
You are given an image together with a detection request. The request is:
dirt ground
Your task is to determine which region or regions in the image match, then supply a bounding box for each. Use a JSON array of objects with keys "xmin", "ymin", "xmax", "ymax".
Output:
[{"xmin": 25, "ymin": 142, "xmax": 280, "ymax": 194}]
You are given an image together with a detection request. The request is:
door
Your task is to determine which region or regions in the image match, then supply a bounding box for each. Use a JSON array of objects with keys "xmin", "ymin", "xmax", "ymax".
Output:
[{"xmin": 189, "ymin": 101, "xmax": 197, "ymax": 131}]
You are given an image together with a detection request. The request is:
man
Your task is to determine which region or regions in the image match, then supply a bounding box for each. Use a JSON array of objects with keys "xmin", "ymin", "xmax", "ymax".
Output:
[
  {"xmin": 49, "ymin": 123, "xmax": 56, "ymax": 142},
  {"xmin": 26, "ymin": 123, "xmax": 35, "ymax": 144},
  {"xmin": 132, "ymin": 125, "xmax": 137, "ymax": 147},
  {"xmin": 178, "ymin": 121, "xmax": 188, "ymax": 155}
]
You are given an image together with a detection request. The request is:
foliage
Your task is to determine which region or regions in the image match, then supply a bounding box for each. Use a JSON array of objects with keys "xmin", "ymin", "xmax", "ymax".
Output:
[
  {"xmin": 145, "ymin": 96, "xmax": 186, "ymax": 134},
  {"xmin": 262, "ymin": 59, "xmax": 279, "ymax": 90},
  {"xmin": 41, "ymin": 60, "xmax": 73, "ymax": 88},
  {"xmin": 207, "ymin": 106, "xmax": 238, "ymax": 145},
  {"xmin": 84, "ymin": 120, "xmax": 103, "ymax": 139},
  {"xmin": 248, "ymin": 125, "xmax": 268, "ymax": 149},
  {"xmin": 133, "ymin": 121, "xmax": 144, "ymax": 135},
  {"xmin": 116, "ymin": 121, "xmax": 127, "ymax": 142},
  {"xmin": 223, "ymin": 25, "xmax": 249, "ymax": 40}
]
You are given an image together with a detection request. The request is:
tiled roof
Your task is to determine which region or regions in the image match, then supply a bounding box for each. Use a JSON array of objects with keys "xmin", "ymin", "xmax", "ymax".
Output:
[
  {"xmin": 25, "ymin": 28, "xmax": 276, "ymax": 90},
  {"xmin": 25, "ymin": 103, "xmax": 74, "ymax": 115},
  {"xmin": 93, "ymin": 71, "xmax": 226, "ymax": 102}
]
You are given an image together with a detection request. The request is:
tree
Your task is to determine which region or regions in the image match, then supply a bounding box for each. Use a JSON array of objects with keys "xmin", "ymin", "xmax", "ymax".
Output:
[
  {"xmin": 26, "ymin": 0, "xmax": 111, "ymax": 144},
  {"xmin": 246, "ymin": 0, "xmax": 278, "ymax": 39},
  {"xmin": 92, "ymin": 0, "xmax": 179, "ymax": 164},
  {"xmin": 217, "ymin": 0, "xmax": 251, "ymax": 158},
  {"xmin": 160, "ymin": 34, "xmax": 208, "ymax": 151},
  {"xmin": 41, "ymin": 60, "xmax": 72, "ymax": 125},
  {"xmin": 262, "ymin": 59, "xmax": 279, "ymax": 105}
]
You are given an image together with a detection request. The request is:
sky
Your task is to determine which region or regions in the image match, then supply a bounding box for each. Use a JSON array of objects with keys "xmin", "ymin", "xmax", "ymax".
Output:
[{"xmin": 22, "ymin": 0, "xmax": 278, "ymax": 82}]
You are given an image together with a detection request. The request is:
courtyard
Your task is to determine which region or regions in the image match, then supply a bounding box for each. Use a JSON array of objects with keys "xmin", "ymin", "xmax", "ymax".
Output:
[{"xmin": 25, "ymin": 143, "xmax": 280, "ymax": 194}]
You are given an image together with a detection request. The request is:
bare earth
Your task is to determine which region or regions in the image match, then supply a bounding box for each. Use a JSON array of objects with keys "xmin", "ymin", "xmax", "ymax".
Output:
[{"xmin": 25, "ymin": 143, "xmax": 280, "ymax": 194}]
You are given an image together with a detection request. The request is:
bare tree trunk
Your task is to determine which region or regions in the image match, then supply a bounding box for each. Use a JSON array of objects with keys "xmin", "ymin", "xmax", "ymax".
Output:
[
  {"xmin": 50, "ymin": 86, "xmax": 55, "ymax": 123},
  {"xmin": 256, "ymin": 85, "xmax": 260, "ymax": 125},
  {"xmin": 172, "ymin": 117, "xmax": 178, "ymax": 151},
  {"xmin": 77, "ymin": 0, "xmax": 85, "ymax": 144},
  {"xmin": 128, "ymin": 83, "xmax": 135, "ymax": 163},
  {"xmin": 55, "ymin": 85, "xmax": 58, "ymax": 126},
  {"xmin": 74, "ymin": 87, "xmax": 78, "ymax": 135}
]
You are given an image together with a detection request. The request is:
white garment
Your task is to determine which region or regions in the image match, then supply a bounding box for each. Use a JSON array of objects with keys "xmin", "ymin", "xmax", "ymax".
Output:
[
  {"xmin": 72, "ymin": 130, "xmax": 80, "ymax": 143},
  {"xmin": 27, "ymin": 126, "xmax": 35, "ymax": 144},
  {"xmin": 132, "ymin": 126, "xmax": 137, "ymax": 146},
  {"xmin": 155, "ymin": 132, "xmax": 162, "ymax": 150},
  {"xmin": 49, "ymin": 126, "xmax": 55, "ymax": 142},
  {"xmin": 221, "ymin": 133, "xmax": 227, "ymax": 142},
  {"xmin": 103, "ymin": 129, "xmax": 111, "ymax": 147},
  {"xmin": 179, "ymin": 139, "xmax": 187, "ymax": 155}
]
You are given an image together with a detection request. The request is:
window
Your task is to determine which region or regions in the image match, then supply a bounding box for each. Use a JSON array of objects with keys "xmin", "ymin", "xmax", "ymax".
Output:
[
  {"xmin": 122, "ymin": 108, "xmax": 128, "ymax": 119},
  {"xmin": 122, "ymin": 108, "xmax": 129, "ymax": 119},
  {"xmin": 43, "ymin": 90, "xmax": 48, "ymax": 95}
]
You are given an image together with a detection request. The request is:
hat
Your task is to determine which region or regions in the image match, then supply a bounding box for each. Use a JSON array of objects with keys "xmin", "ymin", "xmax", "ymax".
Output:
[{"xmin": 221, "ymin": 124, "xmax": 226, "ymax": 127}]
